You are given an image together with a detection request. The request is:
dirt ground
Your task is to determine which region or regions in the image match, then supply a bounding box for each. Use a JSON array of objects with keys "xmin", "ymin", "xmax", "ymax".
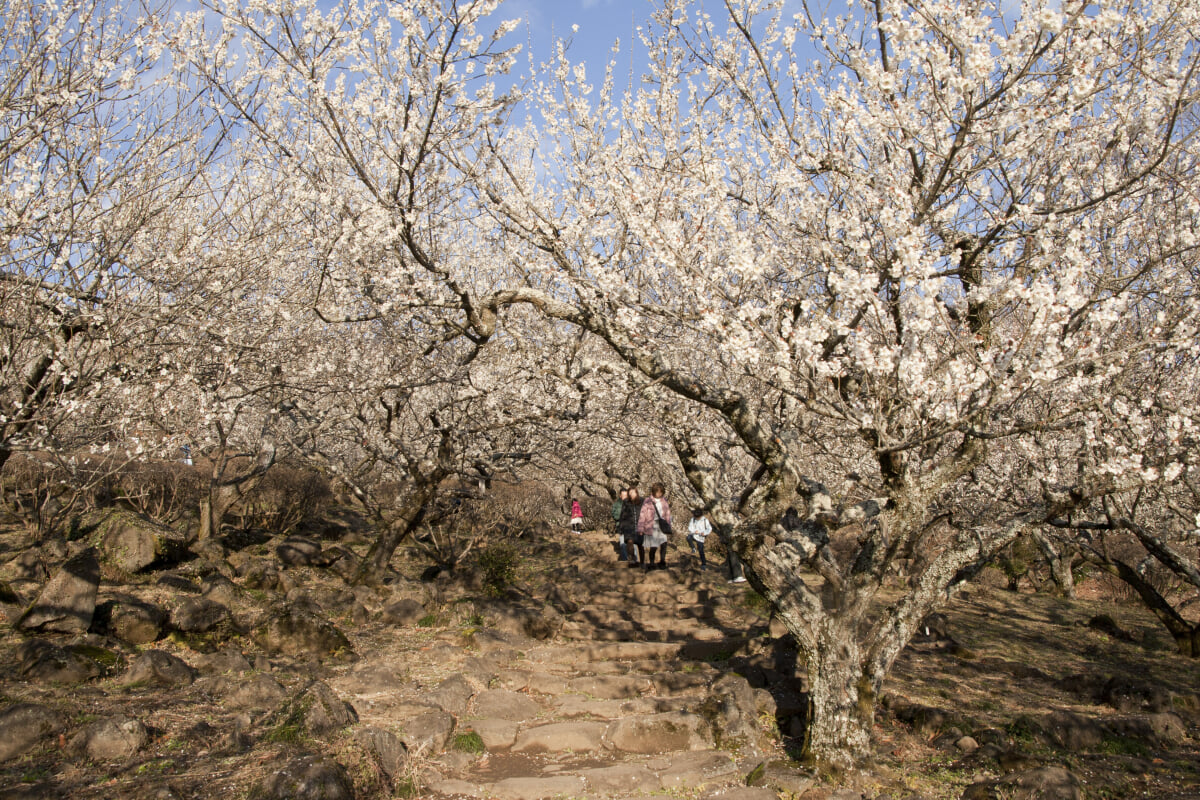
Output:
[{"xmin": 0, "ymin": 518, "xmax": 1197, "ymax": 800}]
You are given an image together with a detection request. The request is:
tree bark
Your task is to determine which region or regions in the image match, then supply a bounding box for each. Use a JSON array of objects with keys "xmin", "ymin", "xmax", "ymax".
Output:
[
  {"xmin": 198, "ymin": 438, "xmax": 277, "ymax": 540},
  {"xmin": 354, "ymin": 477, "xmax": 440, "ymax": 585}
]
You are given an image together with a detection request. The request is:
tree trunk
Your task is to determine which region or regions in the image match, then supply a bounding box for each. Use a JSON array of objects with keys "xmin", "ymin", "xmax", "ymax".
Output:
[
  {"xmin": 198, "ymin": 439, "xmax": 277, "ymax": 540},
  {"xmin": 354, "ymin": 478, "xmax": 439, "ymax": 585},
  {"xmin": 1033, "ymin": 531, "xmax": 1076, "ymax": 598},
  {"xmin": 800, "ymin": 628, "xmax": 874, "ymax": 769}
]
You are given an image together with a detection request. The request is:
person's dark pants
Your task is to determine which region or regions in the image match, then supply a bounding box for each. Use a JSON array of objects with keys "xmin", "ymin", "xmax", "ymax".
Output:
[
  {"xmin": 635, "ymin": 543, "xmax": 646, "ymax": 564},
  {"xmin": 658, "ymin": 543, "xmax": 668, "ymax": 567},
  {"xmin": 618, "ymin": 535, "xmax": 630, "ymax": 561},
  {"xmin": 694, "ymin": 538, "xmax": 705, "ymax": 567}
]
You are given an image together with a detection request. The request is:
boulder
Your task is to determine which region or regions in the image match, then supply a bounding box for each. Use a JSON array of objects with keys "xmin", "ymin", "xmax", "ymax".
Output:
[
  {"xmin": 1105, "ymin": 712, "xmax": 1187, "ymax": 746},
  {"xmin": 962, "ymin": 766, "xmax": 1082, "ymax": 800},
  {"xmin": 1101, "ymin": 676, "xmax": 1174, "ymax": 713},
  {"xmin": 1024, "ymin": 710, "xmax": 1107, "ymax": 752},
  {"xmin": 381, "ymin": 599, "xmax": 426, "ymax": 626},
  {"xmin": 121, "ymin": 649, "xmax": 197, "ymax": 688},
  {"xmin": 97, "ymin": 599, "xmax": 166, "ymax": 645},
  {"xmin": 96, "ymin": 511, "xmax": 189, "ymax": 573},
  {"xmin": 699, "ymin": 673, "xmax": 760, "ymax": 748},
  {"xmin": 194, "ymin": 648, "xmax": 252, "ymax": 676},
  {"xmin": 171, "ymin": 598, "xmax": 231, "ymax": 633},
  {"xmin": 744, "ymin": 760, "xmax": 816, "ymax": 797},
  {"xmin": 68, "ymin": 715, "xmax": 148, "ymax": 762},
  {"xmin": 427, "ymin": 674, "xmax": 475, "ymax": 715},
  {"xmin": 257, "ymin": 603, "xmax": 354, "ymax": 660},
  {"xmin": 226, "ymin": 673, "xmax": 288, "ymax": 711},
  {"xmin": 352, "ymin": 727, "xmax": 408, "ymax": 779},
  {"xmin": 253, "ymin": 755, "xmax": 355, "ymax": 800},
  {"xmin": 17, "ymin": 549, "xmax": 100, "ymax": 633},
  {"xmin": 277, "ymin": 681, "xmax": 358, "ymax": 736},
  {"xmin": 17, "ymin": 639, "xmax": 104, "ymax": 683},
  {"xmin": 0, "ymin": 703, "xmax": 65, "ymax": 761},
  {"xmin": 655, "ymin": 750, "xmax": 740, "ymax": 789},
  {"xmin": 200, "ymin": 574, "xmax": 241, "ymax": 608},
  {"xmin": 276, "ymin": 536, "xmax": 323, "ymax": 567},
  {"xmin": 1, "ymin": 550, "xmax": 48, "ymax": 584},
  {"xmin": 400, "ymin": 709, "xmax": 456, "ymax": 755}
]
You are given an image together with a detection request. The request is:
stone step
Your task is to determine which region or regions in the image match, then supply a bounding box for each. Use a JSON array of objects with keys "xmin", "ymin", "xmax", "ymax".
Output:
[
  {"xmin": 585, "ymin": 641, "xmax": 682, "ymax": 661},
  {"xmin": 427, "ymin": 750, "xmax": 741, "ymax": 799}
]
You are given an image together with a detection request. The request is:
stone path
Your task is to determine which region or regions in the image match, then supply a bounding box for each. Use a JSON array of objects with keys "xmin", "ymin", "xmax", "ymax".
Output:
[{"xmin": 331, "ymin": 527, "xmax": 802, "ymax": 800}]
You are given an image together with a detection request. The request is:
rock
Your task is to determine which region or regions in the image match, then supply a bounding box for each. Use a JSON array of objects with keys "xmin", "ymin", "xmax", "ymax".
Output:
[
  {"xmin": 277, "ymin": 682, "xmax": 358, "ymax": 735},
  {"xmin": 194, "ymin": 648, "xmax": 252, "ymax": 675},
  {"xmin": 68, "ymin": 715, "xmax": 148, "ymax": 761},
  {"xmin": 276, "ymin": 536, "xmax": 323, "ymax": 567},
  {"xmin": 17, "ymin": 548, "xmax": 100, "ymax": 633},
  {"xmin": 891, "ymin": 701, "xmax": 958, "ymax": 735},
  {"xmin": 400, "ymin": 708, "xmax": 455, "ymax": 755},
  {"xmin": 1026, "ymin": 710, "xmax": 1106, "ymax": 751},
  {"xmin": 253, "ymin": 755, "xmax": 355, "ymax": 800},
  {"xmin": 484, "ymin": 602, "xmax": 562, "ymax": 640},
  {"xmin": 700, "ymin": 673, "xmax": 760, "ymax": 749},
  {"xmin": 258, "ymin": 603, "xmax": 354, "ymax": 661},
  {"xmin": 427, "ymin": 674, "xmax": 475, "ymax": 715},
  {"xmin": 157, "ymin": 572, "xmax": 200, "ymax": 593},
  {"xmin": 1105, "ymin": 712, "xmax": 1187, "ymax": 746},
  {"xmin": 489, "ymin": 776, "xmax": 586, "ymax": 800},
  {"xmin": 655, "ymin": 750, "xmax": 739, "ymax": 789},
  {"xmin": 1101, "ymin": 676, "xmax": 1174, "ymax": 713},
  {"xmin": 956, "ymin": 735, "xmax": 980, "ymax": 753},
  {"xmin": 607, "ymin": 712, "xmax": 712, "ymax": 753},
  {"xmin": 962, "ymin": 766, "xmax": 1082, "ymax": 800},
  {"xmin": 2, "ymin": 550, "xmax": 48, "ymax": 583},
  {"xmin": 121, "ymin": 649, "xmax": 197, "ymax": 688},
  {"xmin": 324, "ymin": 546, "xmax": 360, "ymax": 583},
  {"xmin": 97, "ymin": 511, "xmax": 189, "ymax": 573},
  {"xmin": 744, "ymin": 760, "xmax": 815, "ymax": 796},
  {"xmin": 17, "ymin": 639, "xmax": 104, "ymax": 683},
  {"xmin": 0, "ymin": 703, "xmax": 65, "ymax": 761},
  {"xmin": 565, "ymin": 674, "xmax": 644, "ymax": 699},
  {"xmin": 511, "ymin": 721, "xmax": 608, "ymax": 753},
  {"xmin": 700, "ymin": 789, "xmax": 778, "ymax": 800},
  {"xmin": 352, "ymin": 726, "xmax": 408, "ymax": 779},
  {"xmin": 470, "ymin": 719, "xmax": 518, "ymax": 749},
  {"xmin": 200, "ymin": 574, "xmax": 241, "ymax": 607},
  {"xmin": 580, "ymin": 764, "xmax": 659, "ymax": 794},
  {"xmin": 381, "ymin": 599, "xmax": 426, "ymax": 626},
  {"xmin": 99, "ymin": 599, "xmax": 166, "ymax": 644},
  {"xmin": 226, "ymin": 673, "xmax": 288, "ymax": 711},
  {"xmin": 471, "ymin": 690, "xmax": 541, "ymax": 722},
  {"xmin": 171, "ymin": 598, "xmax": 231, "ymax": 633}
]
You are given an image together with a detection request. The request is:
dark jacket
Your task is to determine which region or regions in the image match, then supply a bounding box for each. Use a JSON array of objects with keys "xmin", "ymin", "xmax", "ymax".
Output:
[{"xmin": 618, "ymin": 498, "xmax": 639, "ymax": 536}]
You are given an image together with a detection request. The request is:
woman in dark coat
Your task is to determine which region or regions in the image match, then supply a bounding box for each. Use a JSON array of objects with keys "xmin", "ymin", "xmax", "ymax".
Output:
[{"xmin": 618, "ymin": 486, "xmax": 642, "ymax": 565}]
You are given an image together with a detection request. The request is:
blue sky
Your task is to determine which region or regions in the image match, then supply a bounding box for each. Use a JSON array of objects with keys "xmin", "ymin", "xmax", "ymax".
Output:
[{"xmin": 497, "ymin": 0, "xmax": 655, "ymax": 79}]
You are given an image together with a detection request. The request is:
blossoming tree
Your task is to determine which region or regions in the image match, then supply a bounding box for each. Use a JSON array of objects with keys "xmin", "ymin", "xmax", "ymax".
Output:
[{"xmin": 467, "ymin": 0, "xmax": 1200, "ymax": 765}]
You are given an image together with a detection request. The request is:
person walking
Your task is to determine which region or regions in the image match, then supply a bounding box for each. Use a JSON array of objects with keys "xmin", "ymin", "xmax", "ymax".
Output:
[
  {"xmin": 687, "ymin": 508, "xmax": 711, "ymax": 569},
  {"xmin": 612, "ymin": 488, "xmax": 629, "ymax": 561},
  {"xmin": 570, "ymin": 498, "xmax": 584, "ymax": 534},
  {"xmin": 638, "ymin": 483, "xmax": 672, "ymax": 569},
  {"xmin": 619, "ymin": 487, "xmax": 642, "ymax": 564}
]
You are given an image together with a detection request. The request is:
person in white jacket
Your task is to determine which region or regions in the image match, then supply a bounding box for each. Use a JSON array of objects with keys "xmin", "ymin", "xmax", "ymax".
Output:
[{"xmin": 687, "ymin": 509, "xmax": 712, "ymax": 569}]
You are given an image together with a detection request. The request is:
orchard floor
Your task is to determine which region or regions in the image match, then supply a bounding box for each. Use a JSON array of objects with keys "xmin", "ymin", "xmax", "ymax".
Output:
[{"xmin": 0, "ymin": 517, "xmax": 1197, "ymax": 800}]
